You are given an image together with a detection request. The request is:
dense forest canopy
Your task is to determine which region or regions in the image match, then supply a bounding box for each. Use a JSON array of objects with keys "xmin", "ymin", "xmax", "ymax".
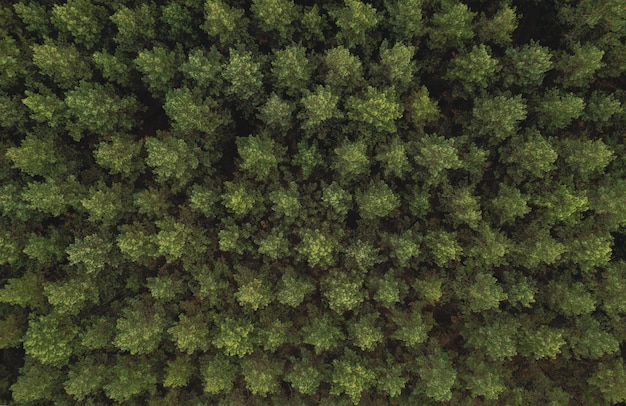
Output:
[{"xmin": 0, "ymin": 0, "xmax": 625, "ymax": 404}]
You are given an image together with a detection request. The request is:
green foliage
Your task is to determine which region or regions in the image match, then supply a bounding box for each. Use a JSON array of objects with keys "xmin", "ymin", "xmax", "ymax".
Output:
[
  {"xmin": 463, "ymin": 356, "xmax": 507, "ymax": 399},
  {"xmin": 477, "ymin": 5, "xmax": 518, "ymax": 46},
  {"xmin": 299, "ymin": 85, "xmax": 343, "ymax": 131},
  {"xmin": 202, "ymin": 0, "xmax": 248, "ymax": 46},
  {"xmin": 113, "ymin": 299, "xmax": 165, "ymax": 355},
  {"xmin": 465, "ymin": 314, "xmax": 519, "ymax": 361},
  {"xmin": 168, "ymin": 313, "xmax": 211, "ymax": 354},
  {"xmin": 406, "ymin": 86, "xmax": 440, "ymax": 129},
  {"xmin": 292, "ymin": 140, "xmax": 324, "ymax": 179},
  {"xmin": 425, "ymin": 230, "xmax": 462, "ymax": 267},
  {"xmin": 103, "ymin": 356, "xmax": 158, "ymax": 402},
  {"xmin": 164, "ymin": 86, "xmax": 226, "ymax": 136},
  {"xmin": 330, "ymin": 350, "xmax": 376, "ymax": 405},
  {"xmin": 285, "ymin": 355, "xmax": 323, "ymax": 395},
  {"xmin": 258, "ymin": 93, "xmax": 294, "ymax": 131},
  {"xmin": 201, "ymin": 353, "xmax": 239, "ymax": 394},
  {"xmin": 163, "ymin": 355, "xmax": 194, "ymax": 388},
  {"xmin": 588, "ymin": 359, "xmax": 626, "ymax": 403},
  {"xmin": 21, "ymin": 89, "xmax": 67, "ymax": 128},
  {"xmin": 428, "ymin": 0, "xmax": 475, "ymax": 50},
  {"xmin": 2, "ymin": 1, "xmax": 625, "ymax": 404},
  {"xmin": 66, "ymin": 233, "xmax": 113, "ymax": 274},
  {"xmin": 251, "ymin": 0, "xmax": 297, "ymax": 41},
  {"xmin": 375, "ymin": 137, "xmax": 410, "ymax": 178},
  {"xmin": 504, "ymin": 41, "xmax": 553, "ymax": 88},
  {"xmin": 385, "ymin": 0, "xmax": 425, "ymax": 42},
  {"xmin": 277, "ymin": 268, "xmax": 316, "ymax": 307},
  {"xmin": 51, "ymin": 0, "xmax": 106, "ymax": 49},
  {"xmin": 271, "ymin": 45, "xmax": 313, "ymax": 97},
  {"xmin": 391, "ymin": 309, "xmax": 431, "ymax": 347},
  {"xmin": 65, "ymin": 82, "xmax": 139, "ymax": 137},
  {"xmin": 414, "ymin": 134, "xmax": 462, "ymax": 181},
  {"xmin": 240, "ymin": 355, "xmax": 284, "ymax": 396},
  {"xmin": 237, "ymin": 134, "xmax": 281, "ymax": 181},
  {"xmin": 416, "ymin": 346, "xmax": 457, "ymax": 402},
  {"xmin": 518, "ymin": 324, "xmax": 566, "ymax": 360},
  {"xmin": 297, "ymin": 229, "xmax": 338, "ymax": 268},
  {"xmin": 462, "ymin": 272, "xmax": 507, "ymax": 313},
  {"xmin": 44, "ymin": 274, "xmax": 98, "ymax": 315},
  {"xmin": 322, "ymin": 181, "xmax": 353, "ymax": 216},
  {"xmin": 356, "ymin": 180, "xmax": 400, "ymax": 220},
  {"xmin": 346, "ymin": 86, "xmax": 403, "ymax": 133},
  {"xmin": 556, "ymin": 42, "xmax": 605, "ymax": 88},
  {"xmin": 471, "ymin": 94, "xmax": 527, "ymax": 142},
  {"xmin": 322, "ymin": 269, "xmax": 366, "ymax": 313},
  {"xmin": 64, "ymin": 356, "xmax": 106, "ymax": 401},
  {"xmin": 302, "ymin": 312, "xmax": 345, "ymax": 354},
  {"xmin": 110, "ymin": 4, "xmax": 157, "ymax": 51},
  {"xmin": 223, "ymin": 48, "xmax": 263, "ymax": 103},
  {"xmin": 330, "ymin": 0, "xmax": 379, "ymax": 49},
  {"xmin": 212, "ymin": 316, "xmax": 255, "ymax": 358},
  {"xmin": 31, "ymin": 40, "xmax": 92, "ymax": 88},
  {"xmin": 446, "ymin": 44, "xmax": 499, "ymax": 95},
  {"xmin": 347, "ymin": 312, "xmax": 383, "ymax": 351},
  {"xmin": 135, "ymin": 46, "xmax": 179, "ymax": 96},
  {"xmin": 323, "ymin": 46, "xmax": 363, "ymax": 91},
  {"xmin": 23, "ymin": 313, "xmax": 77, "ymax": 367},
  {"xmin": 535, "ymin": 88, "xmax": 585, "ymax": 132},
  {"xmin": 378, "ymin": 42, "xmax": 416, "ymax": 89},
  {"xmin": 332, "ymin": 139, "xmax": 370, "ymax": 179}
]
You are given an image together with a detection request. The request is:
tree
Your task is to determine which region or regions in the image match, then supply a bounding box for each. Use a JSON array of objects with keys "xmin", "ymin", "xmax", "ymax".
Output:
[
  {"xmin": 212, "ymin": 316, "xmax": 256, "ymax": 358},
  {"xmin": 236, "ymin": 133, "xmax": 283, "ymax": 181},
  {"xmin": 222, "ymin": 48, "xmax": 264, "ymax": 107},
  {"xmin": 446, "ymin": 44, "xmax": 499, "ymax": 96},
  {"xmin": 202, "ymin": 0, "xmax": 249, "ymax": 47},
  {"xmin": 427, "ymin": 0, "xmax": 475, "ymax": 50},
  {"xmin": 23, "ymin": 313, "xmax": 77, "ymax": 367},
  {"xmin": 258, "ymin": 92, "xmax": 295, "ymax": 131},
  {"xmin": 556, "ymin": 42, "xmax": 605, "ymax": 88},
  {"xmin": 503, "ymin": 41, "xmax": 553, "ymax": 88},
  {"xmin": 65, "ymin": 81, "xmax": 140, "ymax": 138},
  {"xmin": 377, "ymin": 42, "xmax": 416, "ymax": 90},
  {"xmin": 416, "ymin": 345, "xmax": 457, "ymax": 402},
  {"xmin": 588, "ymin": 359, "xmax": 626, "ymax": 404},
  {"xmin": 251, "ymin": 0, "xmax": 298, "ymax": 44},
  {"xmin": 329, "ymin": 0, "xmax": 379, "ymax": 49},
  {"xmin": 323, "ymin": 46, "xmax": 364, "ymax": 92},
  {"xmin": 477, "ymin": 5, "xmax": 518, "ymax": 46},
  {"xmin": 413, "ymin": 134, "xmax": 462, "ymax": 182},
  {"xmin": 330, "ymin": 350, "xmax": 376, "ymax": 404},
  {"xmin": 240, "ymin": 355, "xmax": 284, "ymax": 396},
  {"xmin": 201, "ymin": 353, "xmax": 239, "ymax": 394},
  {"xmin": 31, "ymin": 40, "xmax": 92, "ymax": 88},
  {"xmin": 297, "ymin": 228, "xmax": 339, "ymax": 268},
  {"xmin": 299, "ymin": 85, "xmax": 343, "ymax": 131},
  {"xmin": 103, "ymin": 355, "xmax": 158, "ymax": 402},
  {"xmin": 355, "ymin": 180, "xmax": 400, "ymax": 220},
  {"xmin": 322, "ymin": 269, "xmax": 366, "ymax": 313},
  {"xmin": 470, "ymin": 94, "xmax": 527, "ymax": 143},
  {"xmin": 164, "ymin": 86, "xmax": 228, "ymax": 136},
  {"xmin": 168, "ymin": 313, "xmax": 211, "ymax": 354},
  {"xmin": 385, "ymin": 0, "xmax": 425, "ymax": 43},
  {"xmin": 110, "ymin": 4, "xmax": 157, "ymax": 52},
  {"xmin": 134, "ymin": 46, "xmax": 180, "ymax": 96},
  {"xmin": 346, "ymin": 86, "xmax": 403, "ymax": 133},
  {"xmin": 534, "ymin": 88, "xmax": 585, "ymax": 132},
  {"xmin": 113, "ymin": 298, "xmax": 166, "ymax": 355},
  {"xmin": 50, "ymin": 0, "xmax": 106, "ymax": 49}
]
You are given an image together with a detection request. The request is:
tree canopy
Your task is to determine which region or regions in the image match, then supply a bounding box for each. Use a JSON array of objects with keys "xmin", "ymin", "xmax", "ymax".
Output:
[{"xmin": 0, "ymin": 0, "xmax": 625, "ymax": 405}]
